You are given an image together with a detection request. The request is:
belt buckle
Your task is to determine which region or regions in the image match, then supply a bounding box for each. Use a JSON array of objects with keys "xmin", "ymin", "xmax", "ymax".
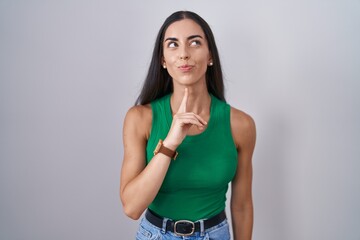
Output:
[{"xmin": 174, "ymin": 220, "xmax": 195, "ymax": 236}]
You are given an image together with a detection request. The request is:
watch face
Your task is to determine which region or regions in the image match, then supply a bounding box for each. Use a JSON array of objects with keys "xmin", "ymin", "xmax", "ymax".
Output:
[
  {"xmin": 153, "ymin": 139, "xmax": 177, "ymax": 160},
  {"xmin": 173, "ymin": 151, "xmax": 178, "ymax": 160},
  {"xmin": 153, "ymin": 141, "xmax": 162, "ymax": 155}
]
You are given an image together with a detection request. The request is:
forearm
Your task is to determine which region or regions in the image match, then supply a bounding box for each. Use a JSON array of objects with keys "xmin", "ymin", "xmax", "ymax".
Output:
[
  {"xmin": 231, "ymin": 204, "xmax": 253, "ymax": 240},
  {"xmin": 121, "ymin": 153, "xmax": 171, "ymax": 219}
]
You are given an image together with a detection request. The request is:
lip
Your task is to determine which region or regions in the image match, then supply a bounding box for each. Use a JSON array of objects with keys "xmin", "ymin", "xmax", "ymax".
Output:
[{"xmin": 178, "ymin": 65, "xmax": 193, "ymax": 72}]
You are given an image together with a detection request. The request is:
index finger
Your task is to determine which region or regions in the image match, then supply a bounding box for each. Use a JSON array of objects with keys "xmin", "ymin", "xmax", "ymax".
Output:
[{"xmin": 177, "ymin": 88, "xmax": 188, "ymax": 113}]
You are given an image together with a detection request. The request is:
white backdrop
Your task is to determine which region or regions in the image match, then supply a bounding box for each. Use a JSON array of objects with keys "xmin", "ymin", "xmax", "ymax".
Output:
[{"xmin": 1, "ymin": 1, "xmax": 359, "ymax": 239}]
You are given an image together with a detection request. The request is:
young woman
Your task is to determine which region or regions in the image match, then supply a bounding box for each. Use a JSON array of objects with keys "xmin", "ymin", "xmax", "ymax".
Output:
[{"xmin": 120, "ymin": 11, "xmax": 256, "ymax": 240}]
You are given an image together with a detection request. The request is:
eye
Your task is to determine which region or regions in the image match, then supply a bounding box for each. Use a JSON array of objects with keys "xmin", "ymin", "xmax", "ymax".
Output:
[
  {"xmin": 167, "ymin": 42, "xmax": 178, "ymax": 48},
  {"xmin": 190, "ymin": 40, "xmax": 201, "ymax": 46}
]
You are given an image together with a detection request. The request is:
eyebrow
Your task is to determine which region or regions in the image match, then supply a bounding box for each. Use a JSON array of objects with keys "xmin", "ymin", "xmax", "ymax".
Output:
[{"xmin": 164, "ymin": 35, "xmax": 203, "ymax": 42}]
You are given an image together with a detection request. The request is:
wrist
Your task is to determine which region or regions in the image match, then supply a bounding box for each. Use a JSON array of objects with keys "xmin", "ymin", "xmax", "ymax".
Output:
[
  {"xmin": 154, "ymin": 139, "xmax": 178, "ymax": 160},
  {"xmin": 162, "ymin": 139, "xmax": 179, "ymax": 151}
]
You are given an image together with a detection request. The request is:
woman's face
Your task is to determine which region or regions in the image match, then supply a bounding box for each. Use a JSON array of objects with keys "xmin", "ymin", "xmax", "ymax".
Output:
[{"xmin": 162, "ymin": 19, "xmax": 212, "ymax": 87}]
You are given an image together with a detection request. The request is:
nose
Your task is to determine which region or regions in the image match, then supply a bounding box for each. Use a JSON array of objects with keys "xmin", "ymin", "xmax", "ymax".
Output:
[{"xmin": 179, "ymin": 45, "xmax": 190, "ymax": 60}]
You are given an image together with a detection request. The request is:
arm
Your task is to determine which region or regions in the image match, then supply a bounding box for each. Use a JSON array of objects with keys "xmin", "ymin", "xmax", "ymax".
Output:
[
  {"xmin": 120, "ymin": 105, "xmax": 172, "ymax": 220},
  {"xmin": 120, "ymin": 89, "xmax": 207, "ymax": 220},
  {"xmin": 230, "ymin": 108, "xmax": 256, "ymax": 240}
]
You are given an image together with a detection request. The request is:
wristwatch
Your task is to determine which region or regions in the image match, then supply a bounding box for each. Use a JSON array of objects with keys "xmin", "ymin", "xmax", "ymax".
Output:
[{"xmin": 153, "ymin": 139, "xmax": 178, "ymax": 160}]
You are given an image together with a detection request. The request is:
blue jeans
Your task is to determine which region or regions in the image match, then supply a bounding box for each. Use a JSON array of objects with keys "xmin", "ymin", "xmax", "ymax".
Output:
[{"xmin": 136, "ymin": 216, "xmax": 231, "ymax": 240}]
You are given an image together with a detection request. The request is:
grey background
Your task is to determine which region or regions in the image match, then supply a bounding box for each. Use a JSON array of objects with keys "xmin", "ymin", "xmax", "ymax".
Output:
[{"xmin": 1, "ymin": 0, "xmax": 359, "ymax": 239}]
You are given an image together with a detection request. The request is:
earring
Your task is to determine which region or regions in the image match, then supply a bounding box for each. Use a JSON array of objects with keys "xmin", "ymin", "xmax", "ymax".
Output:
[
  {"xmin": 163, "ymin": 65, "xmax": 166, "ymax": 69},
  {"xmin": 209, "ymin": 62, "xmax": 213, "ymax": 66}
]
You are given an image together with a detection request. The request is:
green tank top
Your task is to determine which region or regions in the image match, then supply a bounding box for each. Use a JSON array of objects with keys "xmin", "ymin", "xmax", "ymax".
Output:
[{"xmin": 146, "ymin": 94, "xmax": 238, "ymax": 221}]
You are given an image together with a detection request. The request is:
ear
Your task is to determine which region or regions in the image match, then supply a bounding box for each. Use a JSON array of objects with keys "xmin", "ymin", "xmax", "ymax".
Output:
[
  {"xmin": 161, "ymin": 57, "xmax": 167, "ymax": 69},
  {"xmin": 208, "ymin": 57, "xmax": 213, "ymax": 66},
  {"xmin": 208, "ymin": 53, "xmax": 213, "ymax": 65}
]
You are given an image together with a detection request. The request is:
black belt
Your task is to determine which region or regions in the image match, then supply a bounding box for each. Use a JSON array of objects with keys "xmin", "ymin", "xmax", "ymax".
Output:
[{"xmin": 145, "ymin": 209, "xmax": 226, "ymax": 236}]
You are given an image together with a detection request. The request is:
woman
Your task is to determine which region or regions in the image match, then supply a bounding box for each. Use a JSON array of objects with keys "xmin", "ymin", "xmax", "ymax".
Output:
[{"xmin": 120, "ymin": 11, "xmax": 256, "ymax": 240}]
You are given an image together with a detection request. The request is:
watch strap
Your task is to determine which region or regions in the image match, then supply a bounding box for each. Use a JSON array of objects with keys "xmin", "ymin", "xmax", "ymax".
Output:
[{"xmin": 154, "ymin": 139, "xmax": 178, "ymax": 160}]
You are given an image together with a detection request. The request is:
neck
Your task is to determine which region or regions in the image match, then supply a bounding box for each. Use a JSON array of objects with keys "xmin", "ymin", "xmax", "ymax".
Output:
[{"xmin": 171, "ymin": 86, "xmax": 211, "ymax": 115}]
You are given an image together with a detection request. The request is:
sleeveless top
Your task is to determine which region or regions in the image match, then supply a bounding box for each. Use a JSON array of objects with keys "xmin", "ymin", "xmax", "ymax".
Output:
[{"xmin": 145, "ymin": 94, "xmax": 238, "ymax": 221}]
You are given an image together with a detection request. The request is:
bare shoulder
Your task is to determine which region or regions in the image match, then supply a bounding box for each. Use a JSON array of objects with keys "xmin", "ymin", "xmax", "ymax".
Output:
[
  {"xmin": 125, "ymin": 104, "xmax": 152, "ymax": 120},
  {"xmin": 123, "ymin": 104, "xmax": 152, "ymax": 139},
  {"xmin": 230, "ymin": 107, "xmax": 256, "ymax": 150}
]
